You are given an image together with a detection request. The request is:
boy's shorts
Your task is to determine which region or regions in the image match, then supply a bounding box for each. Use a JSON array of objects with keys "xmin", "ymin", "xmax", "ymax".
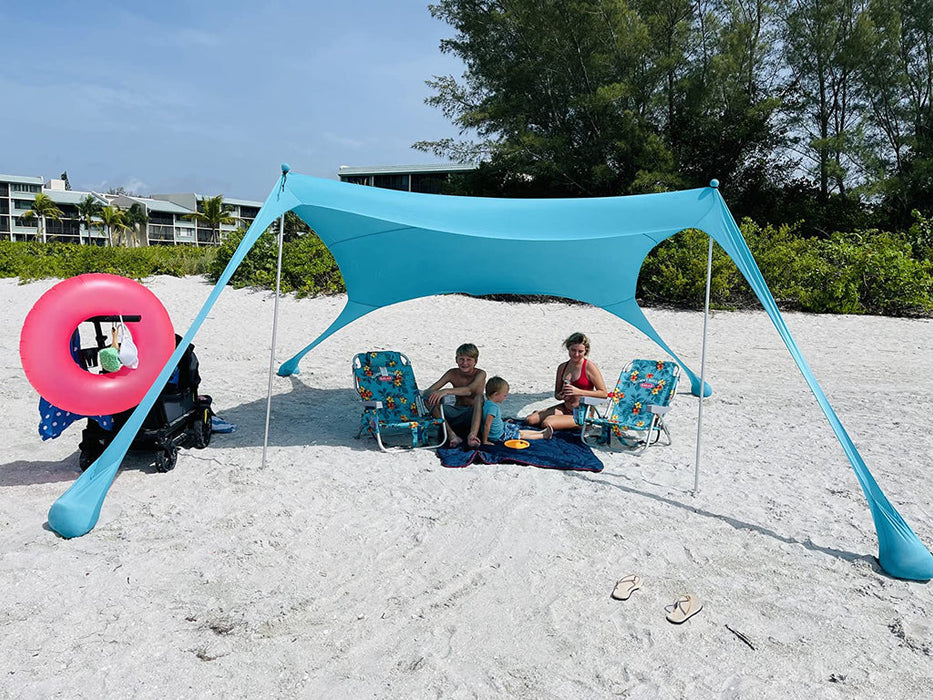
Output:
[
  {"xmin": 442, "ymin": 403, "xmax": 473, "ymax": 431},
  {"xmin": 498, "ymin": 421, "xmax": 520, "ymax": 442}
]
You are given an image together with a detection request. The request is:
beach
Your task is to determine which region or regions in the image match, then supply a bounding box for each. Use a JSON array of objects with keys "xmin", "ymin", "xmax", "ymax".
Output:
[{"xmin": 2, "ymin": 275, "xmax": 931, "ymax": 698}]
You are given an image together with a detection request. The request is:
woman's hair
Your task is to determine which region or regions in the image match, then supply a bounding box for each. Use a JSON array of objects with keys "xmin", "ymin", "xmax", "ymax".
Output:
[
  {"xmin": 563, "ymin": 332, "xmax": 590, "ymax": 355},
  {"xmin": 456, "ymin": 343, "xmax": 479, "ymax": 360},
  {"xmin": 485, "ymin": 375, "xmax": 509, "ymax": 396}
]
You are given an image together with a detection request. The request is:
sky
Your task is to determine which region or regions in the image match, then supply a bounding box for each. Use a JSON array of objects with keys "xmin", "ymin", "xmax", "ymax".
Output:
[{"xmin": 0, "ymin": 1, "xmax": 467, "ymax": 201}]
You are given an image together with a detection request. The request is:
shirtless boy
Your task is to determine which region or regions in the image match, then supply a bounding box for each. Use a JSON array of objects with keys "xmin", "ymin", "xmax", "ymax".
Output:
[{"xmin": 423, "ymin": 343, "xmax": 486, "ymax": 448}]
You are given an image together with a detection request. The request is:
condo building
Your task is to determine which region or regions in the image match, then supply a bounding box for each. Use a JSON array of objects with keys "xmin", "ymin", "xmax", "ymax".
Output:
[
  {"xmin": 0, "ymin": 173, "xmax": 262, "ymax": 246},
  {"xmin": 337, "ymin": 163, "xmax": 476, "ymax": 194}
]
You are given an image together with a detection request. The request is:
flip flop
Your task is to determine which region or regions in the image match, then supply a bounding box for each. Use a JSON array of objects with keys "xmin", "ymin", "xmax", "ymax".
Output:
[
  {"xmin": 665, "ymin": 594, "xmax": 702, "ymax": 624},
  {"xmin": 610, "ymin": 574, "xmax": 641, "ymax": 600}
]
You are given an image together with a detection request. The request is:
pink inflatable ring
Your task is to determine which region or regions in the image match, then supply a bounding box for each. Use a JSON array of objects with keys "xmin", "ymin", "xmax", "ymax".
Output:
[{"xmin": 20, "ymin": 274, "xmax": 175, "ymax": 416}]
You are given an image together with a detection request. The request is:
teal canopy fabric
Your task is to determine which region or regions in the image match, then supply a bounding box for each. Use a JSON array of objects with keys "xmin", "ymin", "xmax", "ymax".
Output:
[{"xmin": 48, "ymin": 169, "xmax": 933, "ymax": 582}]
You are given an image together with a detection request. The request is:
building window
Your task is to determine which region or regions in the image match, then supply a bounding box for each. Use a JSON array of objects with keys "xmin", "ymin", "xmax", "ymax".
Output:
[
  {"xmin": 11, "ymin": 183, "xmax": 41, "ymax": 193},
  {"xmin": 372, "ymin": 174, "xmax": 410, "ymax": 191}
]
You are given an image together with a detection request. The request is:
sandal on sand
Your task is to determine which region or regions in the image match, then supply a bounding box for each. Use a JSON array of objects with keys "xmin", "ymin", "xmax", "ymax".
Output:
[
  {"xmin": 665, "ymin": 594, "xmax": 702, "ymax": 624},
  {"xmin": 611, "ymin": 574, "xmax": 641, "ymax": 600}
]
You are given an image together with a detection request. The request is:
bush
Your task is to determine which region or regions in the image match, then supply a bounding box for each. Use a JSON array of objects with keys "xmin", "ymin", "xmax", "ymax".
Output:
[
  {"xmin": 0, "ymin": 241, "xmax": 216, "ymax": 281},
  {"xmin": 208, "ymin": 227, "xmax": 344, "ymax": 297},
  {"xmin": 638, "ymin": 227, "xmax": 740, "ymax": 309},
  {"xmin": 803, "ymin": 232, "xmax": 933, "ymax": 316},
  {"xmin": 637, "ymin": 222, "xmax": 933, "ymax": 316}
]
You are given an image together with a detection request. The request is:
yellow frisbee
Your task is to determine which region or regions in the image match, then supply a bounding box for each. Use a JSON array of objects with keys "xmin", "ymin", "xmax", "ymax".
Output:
[{"xmin": 504, "ymin": 439, "xmax": 530, "ymax": 449}]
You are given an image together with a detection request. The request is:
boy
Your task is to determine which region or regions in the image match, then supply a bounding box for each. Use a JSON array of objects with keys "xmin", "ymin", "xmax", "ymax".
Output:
[
  {"xmin": 423, "ymin": 343, "xmax": 486, "ymax": 448},
  {"xmin": 481, "ymin": 376, "xmax": 553, "ymax": 445}
]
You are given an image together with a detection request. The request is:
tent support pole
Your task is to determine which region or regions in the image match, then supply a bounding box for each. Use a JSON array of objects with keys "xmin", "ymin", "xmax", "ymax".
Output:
[
  {"xmin": 261, "ymin": 214, "xmax": 286, "ymax": 468},
  {"xmin": 694, "ymin": 235, "xmax": 714, "ymax": 495}
]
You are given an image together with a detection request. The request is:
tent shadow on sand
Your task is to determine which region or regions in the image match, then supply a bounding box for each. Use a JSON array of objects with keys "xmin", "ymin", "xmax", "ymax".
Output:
[
  {"xmin": 210, "ymin": 378, "xmax": 558, "ymax": 450},
  {"xmin": 46, "ymin": 168, "xmax": 933, "ymax": 581},
  {"xmin": 569, "ymin": 470, "xmax": 883, "ymax": 574}
]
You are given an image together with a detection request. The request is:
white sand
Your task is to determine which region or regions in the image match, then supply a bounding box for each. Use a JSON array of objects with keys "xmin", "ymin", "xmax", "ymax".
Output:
[{"xmin": 1, "ymin": 275, "xmax": 931, "ymax": 698}]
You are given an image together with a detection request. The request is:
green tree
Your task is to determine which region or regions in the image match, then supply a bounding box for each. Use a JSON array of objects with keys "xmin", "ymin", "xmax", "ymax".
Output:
[
  {"xmin": 75, "ymin": 194, "xmax": 103, "ymax": 244},
  {"xmin": 420, "ymin": 0, "xmax": 783, "ymax": 196},
  {"xmin": 184, "ymin": 194, "xmax": 237, "ymax": 245},
  {"xmin": 123, "ymin": 202, "xmax": 149, "ymax": 247},
  {"xmin": 96, "ymin": 205, "xmax": 129, "ymax": 247},
  {"xmin": 21, "ymin": 193, "xmax": 64, "ymax": 243},
  {"xmin": 671, "ymin": 0, "xmax": 785, "ymax": 188},
  {"xmin": 781, "ymin": 0, "xmax": 868, "ymax": 199},
  {"xmin": 856, "ymin": 0, "xmax": 933, "ymax": 223}
]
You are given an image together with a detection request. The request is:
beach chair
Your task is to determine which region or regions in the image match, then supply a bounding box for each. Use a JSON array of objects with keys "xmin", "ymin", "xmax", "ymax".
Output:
[
  {"xmin": 352, "ymin": 351, "xmax": 447, "ymax": 451},
  {"xmin": 578, "ymin": 359, "xmax": 680, "ymax": 455}
]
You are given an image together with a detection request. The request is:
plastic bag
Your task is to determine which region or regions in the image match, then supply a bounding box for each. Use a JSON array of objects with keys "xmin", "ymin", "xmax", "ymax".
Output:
[{"xmin": 117, "ymin": 319, "xmax": 139, "ymax": 369}]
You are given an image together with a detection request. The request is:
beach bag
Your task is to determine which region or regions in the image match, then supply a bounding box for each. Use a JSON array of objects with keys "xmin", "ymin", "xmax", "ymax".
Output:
[{"xmin": 117, "ymin": 319, "xmax": 139, "ymax": 369}]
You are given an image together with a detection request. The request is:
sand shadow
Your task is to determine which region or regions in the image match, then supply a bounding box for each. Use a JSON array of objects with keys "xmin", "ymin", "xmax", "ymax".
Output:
[
  {"xmin": 567, "ymin": 470, "xmax": 879, "ymax": 571},
  {"xmin": 0, "ymin": 450, "xmax": 168, "ymax": 488},
  {"xmin": 211, "ymin": 376, "xmax": 556, "ymax": 451},
  {"xmin": 2, "ymin": 376, "xmax": 554, "ymax": 484}
]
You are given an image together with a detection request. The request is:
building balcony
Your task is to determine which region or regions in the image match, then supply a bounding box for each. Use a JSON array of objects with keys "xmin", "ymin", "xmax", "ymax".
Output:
[{"xmin": 148, "ymin": 224, "xmax": 176, "ymax": 242}]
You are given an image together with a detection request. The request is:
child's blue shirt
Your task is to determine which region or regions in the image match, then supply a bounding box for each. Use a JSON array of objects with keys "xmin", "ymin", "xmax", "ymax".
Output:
[{"xmin": 482, "ymin": 400, "xmax": 504, "ymax": 441}]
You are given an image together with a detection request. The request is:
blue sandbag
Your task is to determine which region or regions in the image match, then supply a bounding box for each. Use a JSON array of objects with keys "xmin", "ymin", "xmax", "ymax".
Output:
[{"xmin": 211, "ymin": 416, "xmax": 237, "ymax": 433}]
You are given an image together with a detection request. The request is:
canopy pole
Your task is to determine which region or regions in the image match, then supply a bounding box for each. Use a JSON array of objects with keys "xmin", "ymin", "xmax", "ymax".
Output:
[
  {"xmin": 261, "ymin": 214, "xmax": 286, "ymax": 468},
  {"xmin": 694, "ymin": 235, "xmax": 714, "ymax": 495}
]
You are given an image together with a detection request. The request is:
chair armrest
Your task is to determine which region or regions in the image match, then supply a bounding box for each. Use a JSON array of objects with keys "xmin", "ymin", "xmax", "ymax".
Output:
[
  {"xmin": 648, "ymin": 404, "xmax": 671, "ymax": 415},
  {"xmin": 362, "ymin": 400, "xmax": 383, "ymax": 409},
  {"xmin": 580, "ymin": 396, "xmax": 604, "ymax": 406}
]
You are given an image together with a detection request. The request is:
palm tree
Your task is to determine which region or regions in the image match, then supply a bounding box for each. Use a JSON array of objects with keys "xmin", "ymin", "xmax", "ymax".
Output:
[
  {"xmin": 184, "ymin": 194, "xmax": 237, "ymax": 245},
  {"xmin": 21, "ymin": 193, "xmax": 64, "ymax": 243},
  {"xmin": 96, "ymin": 205, "xmax": 129, "ymax": 247},
  {"xmin": 123, "ymin": 202, "xmax": 149, "ymax": 247},
  {"xmin": 75, "ymin": 194, "xmax": 103, "ymax": 244}
]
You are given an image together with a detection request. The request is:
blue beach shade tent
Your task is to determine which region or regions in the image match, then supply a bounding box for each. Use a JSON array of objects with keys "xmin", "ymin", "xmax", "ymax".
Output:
[{"xmin": 47, "ymin": 167, "xmax": 933, "ymax": 581}]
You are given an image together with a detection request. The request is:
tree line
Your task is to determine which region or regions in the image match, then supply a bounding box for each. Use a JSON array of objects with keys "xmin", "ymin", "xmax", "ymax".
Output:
[{"xmin": 418, "ymin": 0, "xmax": 933, "ymax": 234}]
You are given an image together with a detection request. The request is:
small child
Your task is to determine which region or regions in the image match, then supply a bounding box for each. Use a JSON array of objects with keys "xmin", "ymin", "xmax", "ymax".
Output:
[{"xmin": 481, "ymin": 376, "xmax": 553, "ymax": 445}]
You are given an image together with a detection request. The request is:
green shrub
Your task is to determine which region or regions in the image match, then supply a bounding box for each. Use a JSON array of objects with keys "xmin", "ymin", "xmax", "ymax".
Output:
[
  {"xmin": 638, "ymin": 221, "xmax": 933, "ymax": 316},
  {"xmin": 282, "ymin": 232, "xmax": 343, "ymax": 297},
  {"xmin": 0, "ymin": 240, "xmax": 216, "ymax": 281},
  {"xmin": 208, "ymin": 227, "xmax": 344, "ymax": 296},
  {"xmin": 803, "ymin": 231, "xmax": 933, "ymax": 316},
  {"xmin": 637, "ymin": 227, "xmax": 739, "ymax": 308}
]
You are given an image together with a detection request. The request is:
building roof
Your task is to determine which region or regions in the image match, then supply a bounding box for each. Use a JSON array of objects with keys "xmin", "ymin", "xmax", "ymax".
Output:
[
  {"xmin": 218, "ymin": 196, "xmax": 262, "ymax": 208},
  {"xmin": 0, "ymin": 173, "xmax": 44, "ymax": 185},
  {"xmin": 117, "ymin": 195, "xmax": 193, "ymax": 215},
  {"xmin": 337, "ymin": 163, "xmax": 477, "ymax": 177},
  {"xmin": 43, "ymin": 189, "xmax": 108, "ymax": 206}
]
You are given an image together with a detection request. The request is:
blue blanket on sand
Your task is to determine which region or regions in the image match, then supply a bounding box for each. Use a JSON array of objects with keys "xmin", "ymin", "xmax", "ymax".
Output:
[{"xmin": 437, "ymin": 427, "xmax": 603, "ymax": 472}]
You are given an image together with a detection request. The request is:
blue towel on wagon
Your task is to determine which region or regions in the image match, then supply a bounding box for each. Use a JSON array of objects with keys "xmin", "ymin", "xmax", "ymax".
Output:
[{"xmin": 38, "ymin": 397, "xmax": 113, "ymax": 441}]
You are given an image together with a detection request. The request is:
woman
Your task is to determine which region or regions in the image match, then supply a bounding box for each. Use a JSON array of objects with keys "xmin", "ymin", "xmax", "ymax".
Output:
[{"xmin": 525, "ymin": 332, "xmax": 607, "ymax": 431}]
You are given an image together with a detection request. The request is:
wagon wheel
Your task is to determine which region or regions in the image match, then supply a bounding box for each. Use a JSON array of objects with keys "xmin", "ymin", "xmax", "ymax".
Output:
[
  {"xmin": 191, "ymin": 408, "xmax": 212, "ymax": 449},
  {"xmin": 155, "ymin": 445, "xmax": 178, "ymax": 473},
  {"xmin": 79, "ymin": 449, "xmax": 97, "ymax": 472}
]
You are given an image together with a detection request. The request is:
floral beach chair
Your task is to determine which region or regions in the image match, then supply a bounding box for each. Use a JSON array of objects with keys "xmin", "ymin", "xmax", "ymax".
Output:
[
  {"xmin": 579, "ymin": 359, "xmax": 680, "ymax": 455},
  {"xmin": 352, "ymin": 351, "xmax": 447, "ymax": 451}
]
